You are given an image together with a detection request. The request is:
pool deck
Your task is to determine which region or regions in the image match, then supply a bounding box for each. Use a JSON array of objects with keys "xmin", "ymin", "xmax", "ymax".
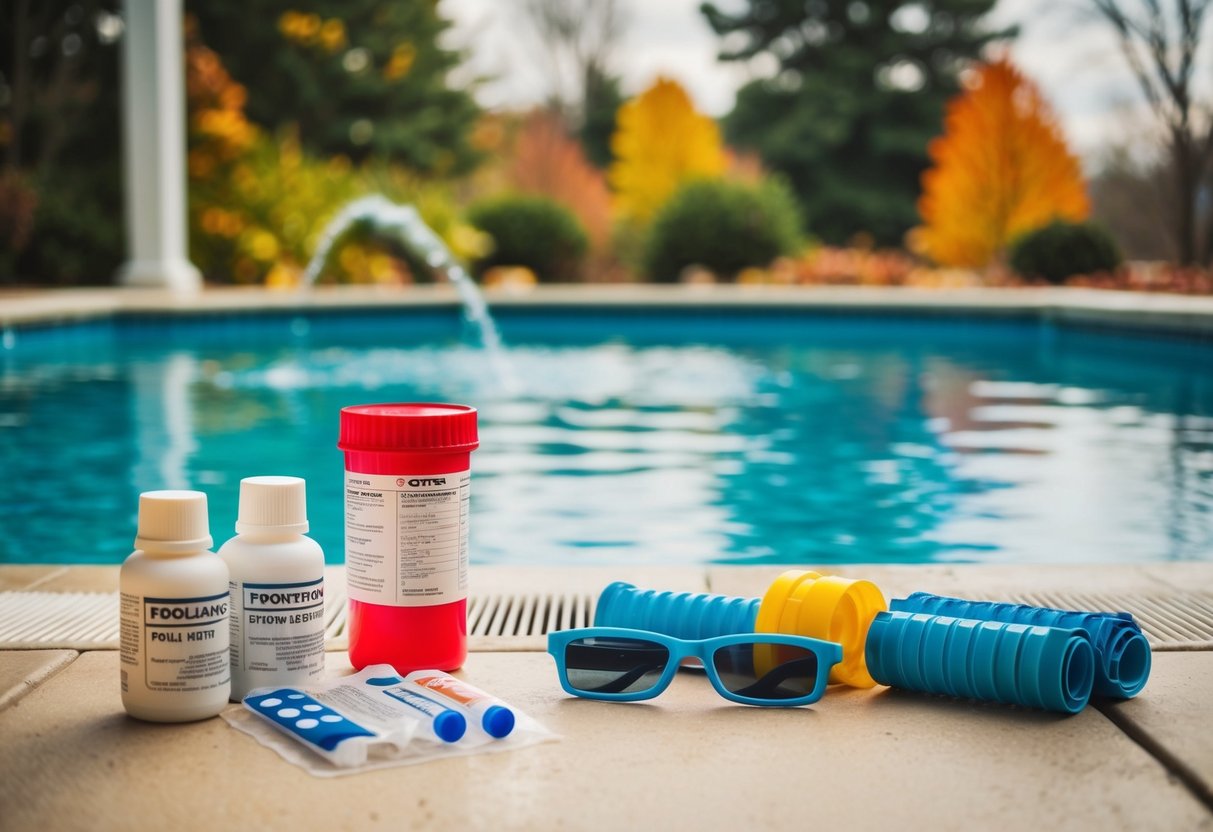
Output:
[
  {"xmin": 3, "ymin": 283, "xmax": 1213, "ymax": 338},
  {"xmin": 1, "ymin": 563, "xmax": 1211, "ymax": 831}
]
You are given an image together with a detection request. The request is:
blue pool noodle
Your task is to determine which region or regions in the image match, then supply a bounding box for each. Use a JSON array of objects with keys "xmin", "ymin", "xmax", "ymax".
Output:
[
  {"xmin": 865, "ymin": 611, "xmax": 1096, "ymax": 714},
  {"xmin": 594, "ymin": 582, "xmax": 761, "ymax": 639},
  {"xmin": 890, "ymin": 593, "xmax": 1151, "ymax": 698}
]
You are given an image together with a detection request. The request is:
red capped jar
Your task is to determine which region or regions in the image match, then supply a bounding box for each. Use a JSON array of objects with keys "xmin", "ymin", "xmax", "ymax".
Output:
[{"xmin": 338, "ymin": 403, "xmax": 478, "ymax": 672}]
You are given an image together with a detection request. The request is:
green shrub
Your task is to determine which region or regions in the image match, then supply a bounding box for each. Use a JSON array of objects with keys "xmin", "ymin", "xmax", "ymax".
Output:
[
  {"xmin": 643, "ymin": 178, "xmax": 803, "ymax": 282},
  {"xmin": 467, "ymin": 195, "xmax": 589, "ymax": 282},
  {"xmin": 1009, "ymin": 220, "xmax": 1122, "ymax": 284}
]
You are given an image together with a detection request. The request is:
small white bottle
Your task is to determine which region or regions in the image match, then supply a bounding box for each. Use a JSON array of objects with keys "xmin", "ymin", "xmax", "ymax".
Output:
[
  {"xmin": 219, "ymin": 476, "xmax": 326, "ymax": 701},
  {"xmin": 120, "ymin": 490, "xmax": 231, "ymax": 722}
]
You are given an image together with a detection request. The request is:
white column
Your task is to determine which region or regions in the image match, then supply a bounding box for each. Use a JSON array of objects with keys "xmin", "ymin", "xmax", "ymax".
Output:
[{"xmin": 117, "ymin": 0, "xmax": 202, "ymax": 292}]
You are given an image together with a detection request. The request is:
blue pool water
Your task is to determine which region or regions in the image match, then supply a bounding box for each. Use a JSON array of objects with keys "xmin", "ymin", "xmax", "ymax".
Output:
[{"xmin": 2, "ymin": 307, "xmax": 1211, "ymax": 565}]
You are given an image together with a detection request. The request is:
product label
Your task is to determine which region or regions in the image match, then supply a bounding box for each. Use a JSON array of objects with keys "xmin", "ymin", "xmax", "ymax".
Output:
[
  {"xmin": 410, "ymin": 673, "xmax": 485, "ymax": 707},
  {"xmin": 344, "ymin": 470, "xmax": 470, "ymax": 606},
  {"xmin": 119, "ymin": 591, "xmax": 230, "ymax": 694},
  {"xmin": 230, "ymin": 578, "xmax": 325, "ymax": 682}
]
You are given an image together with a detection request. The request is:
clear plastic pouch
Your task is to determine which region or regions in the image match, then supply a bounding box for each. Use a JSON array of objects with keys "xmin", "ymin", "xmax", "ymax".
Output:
[{"xmin": 222, "ymin": 664, "xmax": 557, "ymax": 777}]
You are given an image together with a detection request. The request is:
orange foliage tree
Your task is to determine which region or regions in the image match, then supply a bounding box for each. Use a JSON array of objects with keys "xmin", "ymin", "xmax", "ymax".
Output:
[
  {"xmin": 913, "ymin": 58, "xmax": 1089, "ymax": 268},
  {"xmin": 609, "ymin": 77, "xmax": 726, "ymax": 223},
  {"xmin": 508, "ymin": 111, "xmax": 612, "ymax": 253}
]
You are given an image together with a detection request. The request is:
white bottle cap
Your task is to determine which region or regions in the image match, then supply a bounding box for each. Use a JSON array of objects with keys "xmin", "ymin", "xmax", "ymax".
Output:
[
  {"xmin": 134, "ymin": 490, "xmax": 213, "ymax": 554},
  {"xmin": 236, "ymin": 476, "xmax": 310, "ymax": 535}
]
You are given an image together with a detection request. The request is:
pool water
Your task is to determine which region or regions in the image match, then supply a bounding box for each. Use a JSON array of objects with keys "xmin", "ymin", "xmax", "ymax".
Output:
[{"xmin": 2, "ymin": 309, "xmax": 1212, "ymax": 565}]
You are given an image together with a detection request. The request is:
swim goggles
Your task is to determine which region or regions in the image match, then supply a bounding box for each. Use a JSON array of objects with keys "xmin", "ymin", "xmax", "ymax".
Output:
[{"xmin": 546, "ymin": 627, "xmax": 843, "ymax": 707}]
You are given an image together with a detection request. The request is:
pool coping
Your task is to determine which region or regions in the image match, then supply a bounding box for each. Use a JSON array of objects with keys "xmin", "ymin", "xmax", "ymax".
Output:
[{"xmin": 3, "ymin": 284, "xmax": 1213, "ymax": 339}]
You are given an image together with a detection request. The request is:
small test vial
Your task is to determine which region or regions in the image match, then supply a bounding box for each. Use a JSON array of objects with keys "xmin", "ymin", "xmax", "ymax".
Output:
[
  {"xmin": 219, "ymin": 476, "xmax": 326, "ymax": 701},
  {"xmin": 120, "ymin": 490, "xmax": 231, "ymax": 722}
]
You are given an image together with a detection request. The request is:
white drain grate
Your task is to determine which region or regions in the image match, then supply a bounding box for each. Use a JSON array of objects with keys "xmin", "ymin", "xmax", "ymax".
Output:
[
  {"xmin": 468, "ymin": 591, "xmax": 596, "ymax": 638},
  {"xmin": 997, "ymin": 590, "xmax": 1213, "ymax": 650},
  {"xmin": 0, "ymin": 588, "xmax": 1208, "ymax": 650},
  {"xmin": 0, "ymin": 592, "xmax": 119, "ymax": 648},
  {"xmin": 0, "ymin": 588, "xmax": 597, "ymax": 651}
]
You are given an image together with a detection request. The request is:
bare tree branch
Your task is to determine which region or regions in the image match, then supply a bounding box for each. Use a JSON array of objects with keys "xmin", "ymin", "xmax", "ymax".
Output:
[
  {"xmin": 517, "ymin": 0, "xmax": 628, "ymax": 125},
  {"xmin": 1088, "ymin": 0, "xmax": 1213, "ymax": 263}
]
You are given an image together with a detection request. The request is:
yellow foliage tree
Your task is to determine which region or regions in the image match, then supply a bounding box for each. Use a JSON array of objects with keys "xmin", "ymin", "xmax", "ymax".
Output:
[
  {"xmin": 609, "ymin": 78, "xmax": 726, "ymax": 223},
  {"xmin": 913, "ymin": 58, "xmax": 1089, "ymax": 268}
]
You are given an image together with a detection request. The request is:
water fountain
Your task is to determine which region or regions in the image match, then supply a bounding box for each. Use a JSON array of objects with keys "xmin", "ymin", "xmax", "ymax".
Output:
[{"xmin": 302, "ymin": 195, "xmax": 515, "ymax": 389}]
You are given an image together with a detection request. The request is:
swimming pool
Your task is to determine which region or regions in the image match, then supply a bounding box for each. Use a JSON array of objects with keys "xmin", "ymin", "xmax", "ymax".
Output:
[{"xmin": 3, "ymin": 304, "xmax": 1211, "ymax": 565}]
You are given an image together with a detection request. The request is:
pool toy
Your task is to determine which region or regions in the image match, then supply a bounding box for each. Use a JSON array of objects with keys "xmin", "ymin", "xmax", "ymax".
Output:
[
  {"xmin": 890, "ymin": 592, "xmax": 1151, "ymax": 698},
  {"xmin": 865, "ymin": 611, "xmax": 1095, "ymax": 714}
]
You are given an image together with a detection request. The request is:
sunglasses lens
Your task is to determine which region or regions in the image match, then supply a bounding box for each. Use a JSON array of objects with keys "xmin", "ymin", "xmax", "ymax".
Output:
[
  {"xmin": 711, "ymin": 642, "xmax": 819, "ymax": 701},
  {"xmin": 564, "ymin": 637, "xmax": 670, "ymax": 695}
]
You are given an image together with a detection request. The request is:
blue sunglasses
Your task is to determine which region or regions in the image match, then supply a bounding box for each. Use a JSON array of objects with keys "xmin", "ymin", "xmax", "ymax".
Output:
[{"xmin": 547, "ymin": 627, "xmax": 843, "ymax": 707}]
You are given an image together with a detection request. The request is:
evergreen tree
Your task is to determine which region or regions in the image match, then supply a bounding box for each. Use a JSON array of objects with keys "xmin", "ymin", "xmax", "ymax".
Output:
[
  {"xmin": 189, "ymin": 0, "xmax": 481, "ymax": 174},
  {"xmin": 701, "ymin": 0, "xmax": 1013, "ymax": 245},
  {"xmin": 579, "ymin": 66, "xmax": 624, "ymax": 169}
]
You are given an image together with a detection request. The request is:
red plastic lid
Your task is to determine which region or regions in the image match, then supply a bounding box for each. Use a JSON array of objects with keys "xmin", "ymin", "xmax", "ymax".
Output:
[{"xmin": 338, "ymin": 403, "xmax": 479, "ymax": 453}]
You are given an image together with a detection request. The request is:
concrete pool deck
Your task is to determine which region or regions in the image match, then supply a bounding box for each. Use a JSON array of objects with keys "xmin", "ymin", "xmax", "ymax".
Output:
[{"xmin": 1, "ymin": 563, "xmax": 1211, "ymax": 830}]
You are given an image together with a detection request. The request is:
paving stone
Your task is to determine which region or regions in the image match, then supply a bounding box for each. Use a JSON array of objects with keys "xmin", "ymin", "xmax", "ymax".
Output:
[
  {"xmin": 0, "ymin": 566, "xmax": 65, "ymax": 591},
  {"xmin": 0, "ymin": 650, "xmax": 77, "ymax": 710},
  {"xmin": 1100, "ymin": 652, "xmax": 1213, "ymax": 805},
  {"xmin": 0, "ymin": 651, "xmax": 1207, "ymax": 831}
]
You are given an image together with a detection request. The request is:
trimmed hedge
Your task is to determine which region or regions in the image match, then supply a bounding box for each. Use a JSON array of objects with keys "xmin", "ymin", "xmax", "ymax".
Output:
[
  {"xmin": 643, "ymin": 178, "xmax": 802, "ymax": 282},
  {"xmin": 467, "ymin": 195, "xmax": 588, "ymax": 282},
  {"xmin": 1009, "ymin": 220, "xmax": 1122, "ymax": 284}
]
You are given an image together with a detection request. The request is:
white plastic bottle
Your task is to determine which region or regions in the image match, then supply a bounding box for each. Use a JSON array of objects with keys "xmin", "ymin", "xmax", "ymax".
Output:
[
  {"xmin": 120, "ymin": 490, "xmax": 231, "ymax": 722},
  {"xmin": 219, "ymin": 476, "xmax": 326, "ymax": 701}
]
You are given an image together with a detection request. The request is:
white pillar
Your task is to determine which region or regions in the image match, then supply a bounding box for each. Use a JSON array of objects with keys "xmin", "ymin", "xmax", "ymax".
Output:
[{"xmin": 117, "ymin": 0, "xmax": 202, "ymax": 292}]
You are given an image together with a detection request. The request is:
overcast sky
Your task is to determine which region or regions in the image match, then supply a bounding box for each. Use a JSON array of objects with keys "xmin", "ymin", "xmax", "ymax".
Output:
[{"xmin": 440, "ymin": 0, "xmax": 1209, "ymax": 167}]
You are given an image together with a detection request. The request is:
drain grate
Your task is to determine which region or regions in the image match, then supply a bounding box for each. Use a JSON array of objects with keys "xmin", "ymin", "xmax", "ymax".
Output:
[
  {"xmin": 0, "ymin": 588, "xmax": 1208, "ymax": 651},
  {"xmin": 468, "ymin": 591, "xmax": 596, "ymax": 638},
  {"xmin": 0, "ymin": 592, "xmax": 119, "ymax": 649},
  {"xmin": 997, "ymin": 590, "xmax": 1213, "ymax": 650},
  {"xmin": 0, "ymin": 588, "xmax": 597, "ymax": 651}
]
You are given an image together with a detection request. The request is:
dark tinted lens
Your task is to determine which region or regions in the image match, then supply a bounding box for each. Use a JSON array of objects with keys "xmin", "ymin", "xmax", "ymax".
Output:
[
  {"xmin": 711, "ymin": 642, "xmax": 818, "ymax": 701},
  {"xmin": 564, "ymin": 637, "xmax": 670, "ymax": 695}
]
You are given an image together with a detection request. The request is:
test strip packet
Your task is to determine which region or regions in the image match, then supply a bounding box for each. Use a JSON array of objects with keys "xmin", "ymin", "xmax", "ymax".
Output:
[{"xmin": 231, "ymin": 664, "xmax": 555, "ymax": 775}]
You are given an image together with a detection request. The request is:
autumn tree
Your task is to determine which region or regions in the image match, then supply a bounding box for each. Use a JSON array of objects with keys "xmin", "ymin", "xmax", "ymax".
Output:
[
  {"xmin": 912, "ymin": 58, "xmax": 1089, "ymax": 268},
  {"xmin": 508, "ymin": 110, "xmax": 612, "ymax": 253},
  {"xmin": 702, "ymin": 0, "xmax": 1013, "ymax": 246},
  {"xmin": 1089, "ymin": 0, "xmax": 1213, "ymax": 264},
  {"xmin": 609, "ymin": 78, "xmax": 726, "ymax": 223}
]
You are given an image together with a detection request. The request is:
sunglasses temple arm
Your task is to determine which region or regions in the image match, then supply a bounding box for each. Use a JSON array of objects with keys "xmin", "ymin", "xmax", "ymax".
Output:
[{"xmin": 727, "ymin": 657, "xmax": 820, "ymax": 700}]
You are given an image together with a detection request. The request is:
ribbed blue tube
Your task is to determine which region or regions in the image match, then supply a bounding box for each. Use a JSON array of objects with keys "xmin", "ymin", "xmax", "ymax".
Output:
[
  {"xmin": 865, "ymin": 611, "xmax": 1095, "ymax": 714},
  {"xmin": 593, "ymin": 582, "xmax": 761, "ymax": 640},
  {"xmin": 890, "ymin": 593, "xmax": 1151, "ymax": 698}
]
